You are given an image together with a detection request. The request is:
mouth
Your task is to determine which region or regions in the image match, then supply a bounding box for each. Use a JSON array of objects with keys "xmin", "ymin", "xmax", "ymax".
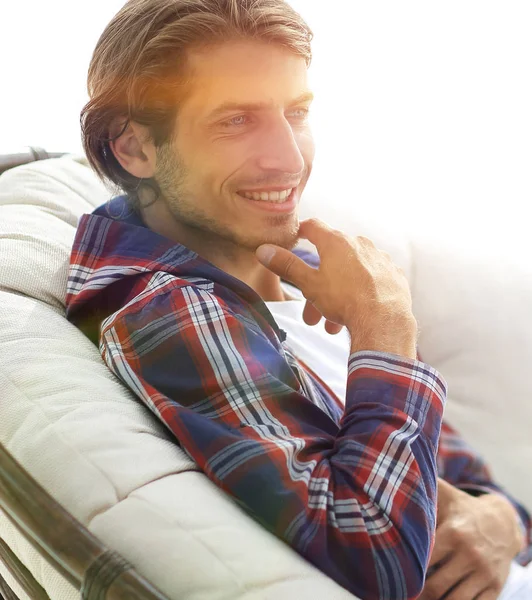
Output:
[{"xmin": 235, "ymin": 186, "xmax": 298, "ymax": 213}]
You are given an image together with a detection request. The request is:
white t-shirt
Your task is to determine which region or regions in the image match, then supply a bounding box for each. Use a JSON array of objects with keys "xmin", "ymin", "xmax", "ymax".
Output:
[{"xmin": 265, "ymin": 282, "xmax": 349, "ymax": 405}]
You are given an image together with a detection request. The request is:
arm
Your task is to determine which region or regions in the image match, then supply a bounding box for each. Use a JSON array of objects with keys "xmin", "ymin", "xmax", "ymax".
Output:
[
  {"xmin": 100, "ymin": 275, "xmax": 446, "ymax": 600},
  {"xmin": 437, "ymin": 420, "xmax": 531, "ymax": 563}
]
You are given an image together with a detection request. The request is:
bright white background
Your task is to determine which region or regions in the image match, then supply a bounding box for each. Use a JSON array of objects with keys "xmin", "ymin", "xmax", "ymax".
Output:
[{"xmin": 1, "ymin": 1, "xmax": 531, "ymax": 246}]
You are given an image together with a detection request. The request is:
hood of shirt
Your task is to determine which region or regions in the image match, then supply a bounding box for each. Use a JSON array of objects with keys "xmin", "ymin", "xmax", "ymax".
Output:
[{"xmin": 65, "ymin": 195, "xmax": 320, "ymax": 348}]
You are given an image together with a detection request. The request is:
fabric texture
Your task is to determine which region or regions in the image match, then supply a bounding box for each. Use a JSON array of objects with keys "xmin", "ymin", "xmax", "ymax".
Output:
[{"xmin": 1, "ymin": 154, "xmax": 532, "ymax": 599}]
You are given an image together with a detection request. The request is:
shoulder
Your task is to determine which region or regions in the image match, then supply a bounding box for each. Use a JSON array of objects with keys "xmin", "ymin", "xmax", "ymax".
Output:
[{"xmin": 92, "ymin": 194, "xmax": 145, "ymax": 227}]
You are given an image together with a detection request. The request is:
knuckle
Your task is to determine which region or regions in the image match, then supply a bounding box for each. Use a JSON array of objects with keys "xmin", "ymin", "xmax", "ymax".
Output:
[
  {"xmin": 448, "ymin": 523, "xmax": 466, "ymax": 545},
  {"xmin": 357, "ymin": 234, "xmax": 375, "ymax": 247},
  {"xmin": 282, "ymin": 254, "xmax": 297, "ymax": 279},
  {"xmin": 469, "ymin": 546, "xmax": 484, "ymax": 566},
  {"xmin": 334, "ymin": 230, "xmax": 352, "ymax": 246},
  {"xmin": 306, "ymin": 217, "xmax": 325, "ymax": 230},
  {"xmin": 303, "ymin": 284, "xmax": 317, "ymax": 305},
  {"xmin": 493, "ymin": 571, "xmax": 507, "ymax": 590},
  {"xmin": 420, "ymin": 582, "xmax": 437, "ymax": 599},
  {"xmin": 423, "ymin": 581, "xmax": 444, "ymax": 600}
]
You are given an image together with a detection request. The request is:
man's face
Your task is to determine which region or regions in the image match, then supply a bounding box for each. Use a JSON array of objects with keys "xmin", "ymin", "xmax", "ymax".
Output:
[{"xmin": 153, "ymin": 39, "xmax": 315, "ymax": 253}]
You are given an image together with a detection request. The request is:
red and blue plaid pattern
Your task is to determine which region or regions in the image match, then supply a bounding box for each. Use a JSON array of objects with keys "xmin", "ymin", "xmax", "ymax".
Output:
[{"xmin": 65, "ymin": 196, "xmax": 530, "ymax": 597}]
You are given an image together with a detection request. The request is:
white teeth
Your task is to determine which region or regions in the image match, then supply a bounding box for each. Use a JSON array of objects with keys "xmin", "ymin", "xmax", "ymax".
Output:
[{"xmin": 240, "ymin": 188, "xmax": 293, "ymax": 203}]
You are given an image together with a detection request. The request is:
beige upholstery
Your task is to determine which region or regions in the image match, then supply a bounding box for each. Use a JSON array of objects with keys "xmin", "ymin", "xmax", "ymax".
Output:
[{"xmin": 1, "ymin": 155, "xmax": 530, "ymax": 599}]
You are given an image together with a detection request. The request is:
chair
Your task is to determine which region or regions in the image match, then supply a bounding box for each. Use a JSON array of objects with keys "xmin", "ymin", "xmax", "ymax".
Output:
[
  {"xmin": 0, "ymin": 149, "xmax": 170, "ymax": 600},
  {"xmin": 1, "ymin": 149, "xmax": 531, "ymax": 599}
]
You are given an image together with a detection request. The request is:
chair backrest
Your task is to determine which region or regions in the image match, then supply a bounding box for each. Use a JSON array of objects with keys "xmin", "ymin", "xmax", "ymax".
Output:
[
  {"xmin": 0, "ymin": 151, "xmax": 171, "ymax": 600},
  {"xmin": 0, "ymin": 148, "xmax": 66, "ymax": 176}
]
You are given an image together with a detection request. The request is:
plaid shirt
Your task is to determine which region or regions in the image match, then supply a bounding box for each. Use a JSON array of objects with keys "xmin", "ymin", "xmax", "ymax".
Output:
[{"xmin": 65, "ymin": 195, "xmax": 530, "ymax": 598}]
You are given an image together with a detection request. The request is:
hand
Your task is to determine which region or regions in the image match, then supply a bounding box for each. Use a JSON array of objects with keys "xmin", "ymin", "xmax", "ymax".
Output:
[
  {"xmin": 256, "ymin": 218, "xmax": 417, "ymax": 359},
  {"xmin": 420, "ymin": 479, "xmax": 525, "ymax": 600}
]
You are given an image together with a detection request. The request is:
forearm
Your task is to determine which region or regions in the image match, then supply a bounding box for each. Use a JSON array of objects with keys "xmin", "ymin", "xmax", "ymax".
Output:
[{"xmin": 317, "ymin": 351, "xmax": 446, "ymax": 597}]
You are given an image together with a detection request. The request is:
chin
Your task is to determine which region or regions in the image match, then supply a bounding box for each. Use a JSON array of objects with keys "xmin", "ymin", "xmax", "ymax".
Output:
[{"xmin": 253, "ymin": 226, "xmax": 299, "ymax": 252}]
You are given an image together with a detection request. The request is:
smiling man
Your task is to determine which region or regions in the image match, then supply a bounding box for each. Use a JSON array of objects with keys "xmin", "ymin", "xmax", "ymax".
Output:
[
  {"xmin": 121, "ymin": 39, "xmax": 315, "ymax": 302},
  {"xmin": 66, "ymin": 1, "xmax": 531, "ymax": 599}
]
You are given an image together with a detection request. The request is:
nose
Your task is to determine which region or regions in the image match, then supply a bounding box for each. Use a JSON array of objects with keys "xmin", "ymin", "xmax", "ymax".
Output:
[{"xmin": 256, "ymin": 116, "xmax": 306, "ymax": 176}]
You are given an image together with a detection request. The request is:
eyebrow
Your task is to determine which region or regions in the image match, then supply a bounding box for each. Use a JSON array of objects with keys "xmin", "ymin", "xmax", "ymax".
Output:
[{"xmin": 205, "ymin": 91, "xmax": 314, "ymax": 122}]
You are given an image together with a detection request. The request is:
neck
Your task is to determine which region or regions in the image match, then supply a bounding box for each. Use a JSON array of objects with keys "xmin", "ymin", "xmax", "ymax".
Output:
[{"xmin": 140, "ymin": 204, "xmax": 288, "ymax": 303}]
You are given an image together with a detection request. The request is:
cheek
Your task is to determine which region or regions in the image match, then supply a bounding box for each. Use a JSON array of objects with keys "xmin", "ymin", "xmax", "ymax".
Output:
[
  {"xmin": 211, "ymin": 145, "xmax": 253, "ymax": 190},
  {"xmin": 296, "ymin": 129, "xmax": 316, "ymax": 162}
]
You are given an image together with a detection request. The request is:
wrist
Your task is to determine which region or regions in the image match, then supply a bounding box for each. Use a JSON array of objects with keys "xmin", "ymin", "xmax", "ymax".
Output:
[
  {"xmin": 349, "ymin": 341, "xmax": 417, "ymax": 360},
  {"xmin": 347, "ymin": 318, "xmax": 418, "ymax": 360}
]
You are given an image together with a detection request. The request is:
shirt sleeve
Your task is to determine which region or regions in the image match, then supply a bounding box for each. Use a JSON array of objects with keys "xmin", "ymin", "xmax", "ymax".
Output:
[
  {"xmin": 100, "ymin": 276, "xmax": 447, "ymax": 599},
  {"xmin": 437, "ymin": 420, "xmax": 532, "ymax": 565}
]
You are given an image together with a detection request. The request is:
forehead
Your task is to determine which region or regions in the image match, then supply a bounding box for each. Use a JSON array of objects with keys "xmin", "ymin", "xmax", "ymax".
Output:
[{"xmin": 180, "ymin": 40, "xmax": 310, "ymax": 119}]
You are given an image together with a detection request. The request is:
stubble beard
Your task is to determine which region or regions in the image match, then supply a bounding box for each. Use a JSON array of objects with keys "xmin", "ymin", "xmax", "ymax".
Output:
[{"xmin": 154, "ymin": 143, "xmax": 300, "ymax": 254}]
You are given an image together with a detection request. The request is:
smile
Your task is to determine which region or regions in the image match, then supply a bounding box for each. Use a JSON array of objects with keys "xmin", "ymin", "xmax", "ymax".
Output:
[
  {"xmin": 235, "ymin": 187, "xmax": 298, "ymax": 213},
  {"xmin": 237, "ymin": 188, "xmax": 294, "ymax": 203}
]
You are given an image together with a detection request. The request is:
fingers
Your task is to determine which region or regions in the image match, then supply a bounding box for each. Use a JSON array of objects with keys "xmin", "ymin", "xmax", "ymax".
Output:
[
  {"xmin": 442, "ymin": 576, "xmax": 494, "ymax": 600},
  {"xmin": 297, "ymin": 218, "xmax": 335, "ymax": 250},
  {"xmin": 428, "ymin": 531, "xmax": 453, "ymax": 568},
  {"xmin": 302, "ymin": 300, "xmax": 322, "ymax": 326},
  {"xmin": 324, "ymin": 320, "xmax": 343, "ymax": 335},
  {"xmin": 256, "ymin": 245, "xmax": 316, "ymax": 292},
  {"xmin": 303, "ymin": 301, "xmax": 343, "ymax": 334},
  {"xmin": 475, "ymin": 588, "xmax": 500, "ymax": 600},
  {"xmin": 299, "ymin": 220, "xmax": 380, "ymax": 256},
  {"xmin": 421, "ymin": 554, "xmax": 473, "ymax": 599}
]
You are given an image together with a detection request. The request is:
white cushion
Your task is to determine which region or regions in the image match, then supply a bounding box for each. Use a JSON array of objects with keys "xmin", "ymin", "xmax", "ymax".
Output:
[
  {"xmin": 0, "ymin": 155, "xmax": 355, "ymax": 599},
  {"xmin": 410, "ymin": 232, "xmax": 532, "ymax": 507},
  {"xmin": 1, "ymin": 154, "xmax": 530, "ymax": 600}
]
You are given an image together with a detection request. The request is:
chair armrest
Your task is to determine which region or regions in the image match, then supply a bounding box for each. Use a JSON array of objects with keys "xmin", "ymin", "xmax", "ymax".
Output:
[{"xmin": 0, "ymin": 442, "xmax": 170, "ymax": 600}]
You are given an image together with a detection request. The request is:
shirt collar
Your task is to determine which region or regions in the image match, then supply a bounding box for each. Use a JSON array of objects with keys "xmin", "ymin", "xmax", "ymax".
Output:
[{"xmin": 91, "ymin": 195, "xmax": 319, "ymax": 344}]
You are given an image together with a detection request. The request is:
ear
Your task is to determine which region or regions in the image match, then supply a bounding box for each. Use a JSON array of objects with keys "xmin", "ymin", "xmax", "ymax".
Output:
[{"xmin": 109, "ymin": 119, "xmax": 157, "ymax": 179}]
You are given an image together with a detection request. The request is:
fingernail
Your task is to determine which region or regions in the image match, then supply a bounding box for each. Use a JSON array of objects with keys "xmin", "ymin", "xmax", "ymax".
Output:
[{"xmin": 256, "ymin": 245, "xmax": 276, "ymax": 266}]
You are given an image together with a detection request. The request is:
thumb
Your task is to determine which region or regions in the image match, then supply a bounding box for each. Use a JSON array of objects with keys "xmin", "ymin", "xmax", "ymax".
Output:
[{"xmin": 256, "ymin": 244, "xmax": 313, "ymax": 290}]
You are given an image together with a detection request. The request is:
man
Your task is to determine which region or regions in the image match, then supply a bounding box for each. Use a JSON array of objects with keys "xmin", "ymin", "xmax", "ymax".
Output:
[{"xmin": 66, "ymin": 0, "xmax": 531, "ymax": 598}]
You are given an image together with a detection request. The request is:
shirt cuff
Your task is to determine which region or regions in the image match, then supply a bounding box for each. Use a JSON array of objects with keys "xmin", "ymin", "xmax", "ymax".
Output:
[{"xmin": 346, "ymin": 350, "xmax": 447, "ymax": 440}]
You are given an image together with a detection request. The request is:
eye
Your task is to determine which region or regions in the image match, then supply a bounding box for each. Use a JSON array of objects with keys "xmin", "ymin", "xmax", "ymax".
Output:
[
  {"xmin": 288, "ymin": 107, "xmax": 310, "ymax": 120},
  {"xmin": 221, "ymin": 114, "xmax": 251, "ymax": 128}
]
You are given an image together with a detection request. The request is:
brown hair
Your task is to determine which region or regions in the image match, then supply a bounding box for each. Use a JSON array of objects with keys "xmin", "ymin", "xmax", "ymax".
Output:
[{"xmin": 80, "ymin": 0, "xmax": 313, "ymax": 208}]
